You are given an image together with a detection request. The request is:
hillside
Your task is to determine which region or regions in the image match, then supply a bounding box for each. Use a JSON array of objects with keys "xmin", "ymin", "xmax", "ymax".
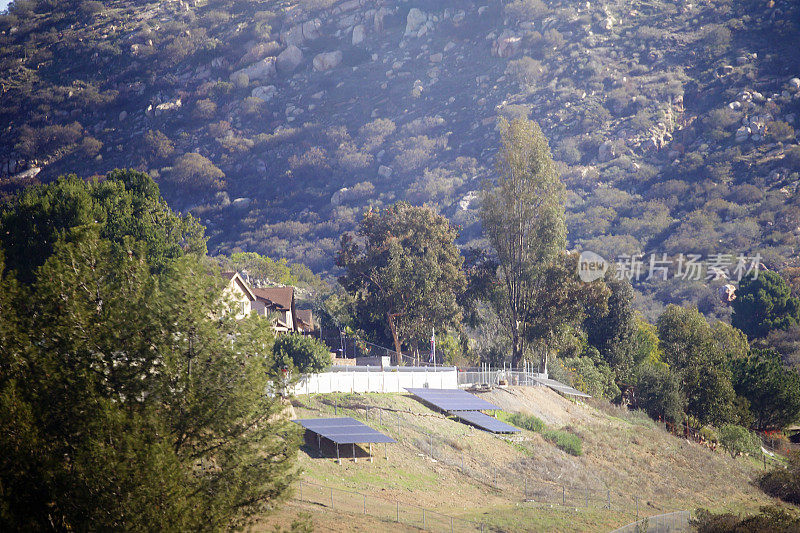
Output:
[
  {"xmin": 1, "ymin": 0, "xmax": 800, "ymax": 316},
  {"xmin": 255, "ymin": 386, "xmax": 778, "ymax": 531}
]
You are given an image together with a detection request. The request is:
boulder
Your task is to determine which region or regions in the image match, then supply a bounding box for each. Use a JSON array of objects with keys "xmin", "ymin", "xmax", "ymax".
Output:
[
  {"xmin": 492, "ymin": 30, "xmax": 521, "ymax": 58},
  {"xmin": 735, "ymin": 126, "xmax": 750, "ymax": 143},
  {"xmin": 231, "ymin": 56, "xmax": 276, "ymax": 82},
  {"xmin": 352, "ymin": 24, "xmax": 366, "ymax": 45},
  {"xmin": 790, "ymin": 77, "xmax": 800, "ymax": 89},
  {"xmin": 719, "ymin": 284, "xmax": 736, "ymax": 302},
  {"xmin": 377, "ymin": 165, "xmax": 393, "ymax": 179},
  {"xmin": 276, "ymin": 45, "xmax": 303, "ymax": 72},
  {"xmin": 313, "ymin": 51, "xmax": 343, "ymax": 71},
  {"xmin": 239, "ymin": 41, "xmax": 280, "ymax": 65},
  {"xmin": 374, "ymin": 7, "xmax": 390, "ymax": 32},
  {"xmin": 331, "ymin": 187, "xmax": 349, "ymax": 206},
  {"xmin": 405, "ymin": 8, "xmax": 427, "ymax": 36},
  {"xmin": 302, "ymin": 19, "xmax": 322, "ymax": 40},
  {"xmin": 251, "ymin": 85, "xmax": 277, "ymax": 101},
  {"xmin": 598, "ymin": 140, "xmax": 616, "ymax": 162},
  {"xmin": 281, "ymin": 25, "xmax": 304, "ymax": 47},
  {"xmin": 280, "ymin": 18, "xmax": 322, "ymax": 47}
]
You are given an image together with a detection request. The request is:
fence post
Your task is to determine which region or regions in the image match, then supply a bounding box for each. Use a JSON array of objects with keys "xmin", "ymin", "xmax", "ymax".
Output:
[
  {"xmin": 299, "ymin": 480, "xmax": 302, "ymax": 501},
  {"xmin": 363, "ymin": 494, "xmax": 366, "ymax": 515},
  {"xmin": 396, "ymin": 501, "xmax": 399, "ymax": 522},
  {"xmin": 585, "ymin": 487, "xmax": 589, "ymax": 508},
  {"xmin": 607, "ymin": 490, "xmax": 610, "ymax": 510},
  {"xmin": 331, "ymin": 487, "xmax": 334, "ymax": 509},
  {"xmin": 562, "ymin": 486, "xmax": 566, "ymax": 505},
  {"xmin": 422, "ymin": 508, "xmax": 425, "ymax": 528},
  {"xmin": 524, "ymin": 478, "xmax": 527, "ymax": 500}
]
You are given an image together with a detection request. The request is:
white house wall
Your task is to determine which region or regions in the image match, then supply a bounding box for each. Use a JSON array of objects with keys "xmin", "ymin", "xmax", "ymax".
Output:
[{"xmin": 291, "ymin": 369, "xmax": 458, "ymax": 395}]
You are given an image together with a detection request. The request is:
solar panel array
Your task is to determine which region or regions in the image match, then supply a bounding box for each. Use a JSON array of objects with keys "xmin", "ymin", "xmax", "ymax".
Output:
[
  {"xmin": 293, "ymin": 417, "xmax": 397, "ymax": 444},
  {"xmin": 404, "ymin": 388, "xmax": 501, "ymax": 411},
  {"xmin": 531, "ymin": 376, "xmax": 592, "ymax": 398},
  {"xmin": 451, "ymin": 410, "xmax": 520, "ymax": 433},
  {"xmin": 404, "ymin": 388, "xmax": 521, "ymax": 434}
]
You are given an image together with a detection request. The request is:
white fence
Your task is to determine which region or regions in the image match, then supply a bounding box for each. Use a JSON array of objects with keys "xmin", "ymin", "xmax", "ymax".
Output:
[{"xmin": 292, "ymin": 366, "xmax": 458, "ymax": 395}]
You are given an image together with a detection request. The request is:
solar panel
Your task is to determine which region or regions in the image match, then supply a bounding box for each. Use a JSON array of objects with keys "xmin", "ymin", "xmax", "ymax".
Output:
[
  {"xmin": 451, "ymin": 411, "xmax": 520, "ymax": 433},
  {"xmin": 531, "ymin": 377, "xmax": 592, "ymax": 398},
  {"xmin": 405, "ymin": 388, "xmax": 501, "ymax": 411},
  {"xmin": 293, "ymin": 417, "xmax": 396, "ymax": 444}
]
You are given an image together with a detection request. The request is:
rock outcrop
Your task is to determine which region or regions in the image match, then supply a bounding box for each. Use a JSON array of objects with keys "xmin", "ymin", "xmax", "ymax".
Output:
[
  {"xmin": 276, "ymin": 45, "xmax": 303, "ymax": 73},
  {"xmin": 313, "ymin": 51, "xmax": 343, "ymax": 72}
]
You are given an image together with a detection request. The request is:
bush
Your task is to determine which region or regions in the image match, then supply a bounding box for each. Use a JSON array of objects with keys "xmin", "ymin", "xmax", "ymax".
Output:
[
  {"xmin": 507, "ymin": 412, "xmax": 545, "ymax": 432},
  {"xmin": 505, "ymin": 57, "xmax": 546, "ymax": 90},
  {"xmin": 759, "ymin": 451, "xmax": 800, "ymax": 504},
  {"xmin": 272, "ymin": 333, "xmax": 331, "ymax": 374},
  {"xmin": 143, "ymin": 130, "xmax": 174, "ymax": 161},
  {"xmin": 694, "ymin": 506, "xmax": 800, "ymax": 533},
  {"xmin": 768, "ymin": 121, "xmax": 795, "ymax": 143},
  {"xmin": 171, "ymin": 153, "xmax": 226, "ymax": 191},
  {"xmin": 785, "ymin": 145, "xmax": 800, "ymax": 167},
  {"xmin": 504, "ymin": 0, "xmax": 549, "ymax": 21},
  {"xmin": 541, "ymin": 429, "xmax": 583, "ymax": 456},
  {"xmin": 718, "ymin": 424, "xmax": 759, "ymax": 458}
]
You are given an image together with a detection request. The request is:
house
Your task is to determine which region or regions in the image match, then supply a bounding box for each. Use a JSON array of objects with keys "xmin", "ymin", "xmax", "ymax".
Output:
[
  {"xmin": 220, "ymin": 271, "xmax": 256, "ymax": 319},
  {"xmin": 295, "ymin": 308, "xmax": 314, "ymax": 333},
  {"xmin": 252, "ymin": 286, "xmax": 297, "ymax": 333}
]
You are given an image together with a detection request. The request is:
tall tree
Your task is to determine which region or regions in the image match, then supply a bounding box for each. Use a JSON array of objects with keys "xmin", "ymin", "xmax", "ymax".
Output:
[
  {"xmin": 733, "ymin": 349, "xmax": 800, "ymax": 431},
  {"xmin": 524, "ymin": 252, "xmax": 608, "ymax": 373},
  {"xmin": 337, "ymin": 202, "xmax": 465, "ymax": 362},
  {"xmin": 0, "ymin": 230, "xmax": 298, "ymax": 531},
  {"xmin": 480, "ymin": 118, "xmax": 566, "ymax": 368},
  {"xmin": 0, "ymin": 169, "xmax": 206, "ymax": 283},
  {"xmin": 656, "ymin": 305, "xmax": 741, "ymax": 426},
  {"xmin": 732, "ymin": 271, "xmax": 800, "ymax": 339}
]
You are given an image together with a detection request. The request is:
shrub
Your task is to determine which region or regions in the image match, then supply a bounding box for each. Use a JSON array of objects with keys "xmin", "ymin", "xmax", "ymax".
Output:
[
  {"xmin": 143, "ymin": 130, "xmax": 174, "ymax": 161},
  {"xmin": 718, "ymin": 424, "xmax": 759, "ymax": 458},
  {"xmin": 193, "ymin": 98, "xmax": 217, "ymax": 120},
  {"xmin": 759, "ymin": 451, "xmax": 800, "ymax": 505},
  {"xmin": 505, "ymin": 56, "xmax": 546, "ymax": 90},
  {"xmin": 504, "ymin": 0, "xmax": 549, "ymax": 21},
  {"xmin": 541, "ymin": 429, "xmax": 583, "ymax": 456},
  {"xmin": 784, "ymin": 145, "xmax": 800, "ymax": 167},
  {"xmin": 171, "ymin": 153, "xmax": 225, "ymax": 191},
  {"xmin": 694, "ymin": 506, "xmax": 800, "ymax": 532},
  {"xmin": 272, "ymin": 333, "xmax": 331, "ymax": 374},
  {"xmin": 767, "ymin": 121, "xmax": 795, "ymax": 143},
  {"xmin": 80, "ymin": 136, "xmax": 103, "ymax": 157},
  {"xmin": 507, "ymin": 412, "xmax": 545, "ymax": 432}
]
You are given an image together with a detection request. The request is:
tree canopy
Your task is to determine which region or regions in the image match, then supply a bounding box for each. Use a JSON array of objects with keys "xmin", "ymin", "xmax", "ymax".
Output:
[
  {"xmin": 732, "ymin": 271, "xmax": 800, "ymax": 340},
  {"xmin": 0, "ymin": 169, "xmax": 206, "ymax": 283},
  {"xmin": 337, "ymin": 202, "xmax": 466, "ymax": 362},
  {"xmin": 0, "ymin": 173, "xmax": 297, "ymax": 531},
  {"xmin": 479, "ymin": 117, "xmax": 567, "ymax": 367}
]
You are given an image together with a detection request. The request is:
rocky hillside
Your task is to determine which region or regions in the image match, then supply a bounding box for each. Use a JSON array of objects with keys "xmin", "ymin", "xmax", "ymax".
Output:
[{"xmin": 1, "ymin": 0, "xmax": 799, "ymax": 316}]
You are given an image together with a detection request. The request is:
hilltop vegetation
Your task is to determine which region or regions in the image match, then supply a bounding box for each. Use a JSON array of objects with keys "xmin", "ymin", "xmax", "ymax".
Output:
[{"xmin": 1, "ymin": 0, "xmax": 799, "ymax": 320}]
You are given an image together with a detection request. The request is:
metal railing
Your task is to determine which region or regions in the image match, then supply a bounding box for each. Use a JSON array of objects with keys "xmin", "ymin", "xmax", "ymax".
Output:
[
  {"xmin": 608, "ymin": 510, "xmax": 691, "ymax": 532},
  {"xmin": 295, "ymin": 480, "xmax": 486, "ymax": 532}
]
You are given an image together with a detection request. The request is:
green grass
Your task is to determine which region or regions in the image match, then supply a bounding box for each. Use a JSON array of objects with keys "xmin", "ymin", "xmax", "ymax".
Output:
[
  {"xmin": 506, "ymin": 412, "xmax": 546, "ymax": 432},
  {"xmin": 541, "ymin": 429, "xmax": 583, "ymax": 456},
  {"xmin": 502, "ymin": 412, "xmax": 583, "ymax": 456}
]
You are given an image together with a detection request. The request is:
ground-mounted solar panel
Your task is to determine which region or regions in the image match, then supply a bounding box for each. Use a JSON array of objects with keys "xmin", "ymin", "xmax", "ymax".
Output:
[
  {"xmin": 293, "ymin": 417, "xmax": 396, "ymax": 444},
  {"xmin": 531, "ymin": 376, "xmax": 592, "ymax": 398},
  {"xmin": 405, "ymin": 388, "xmax": 501, "ymax": 411},
  {"xmin": 450, "ymin": 411, "xmax": 520, "ymax": 433}
]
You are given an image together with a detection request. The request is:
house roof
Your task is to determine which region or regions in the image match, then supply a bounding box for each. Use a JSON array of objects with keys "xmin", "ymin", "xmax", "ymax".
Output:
[
  {"xmin": 296, "ymin": 308, "xmax": 313, "ymax": 328},
  {"xmin": 251, "ymin": 286, "xmax": 294, "ymax": 310},
  {"xmin": 221, "ymin": 271, "xmax": 256, "ymax": 301}
]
